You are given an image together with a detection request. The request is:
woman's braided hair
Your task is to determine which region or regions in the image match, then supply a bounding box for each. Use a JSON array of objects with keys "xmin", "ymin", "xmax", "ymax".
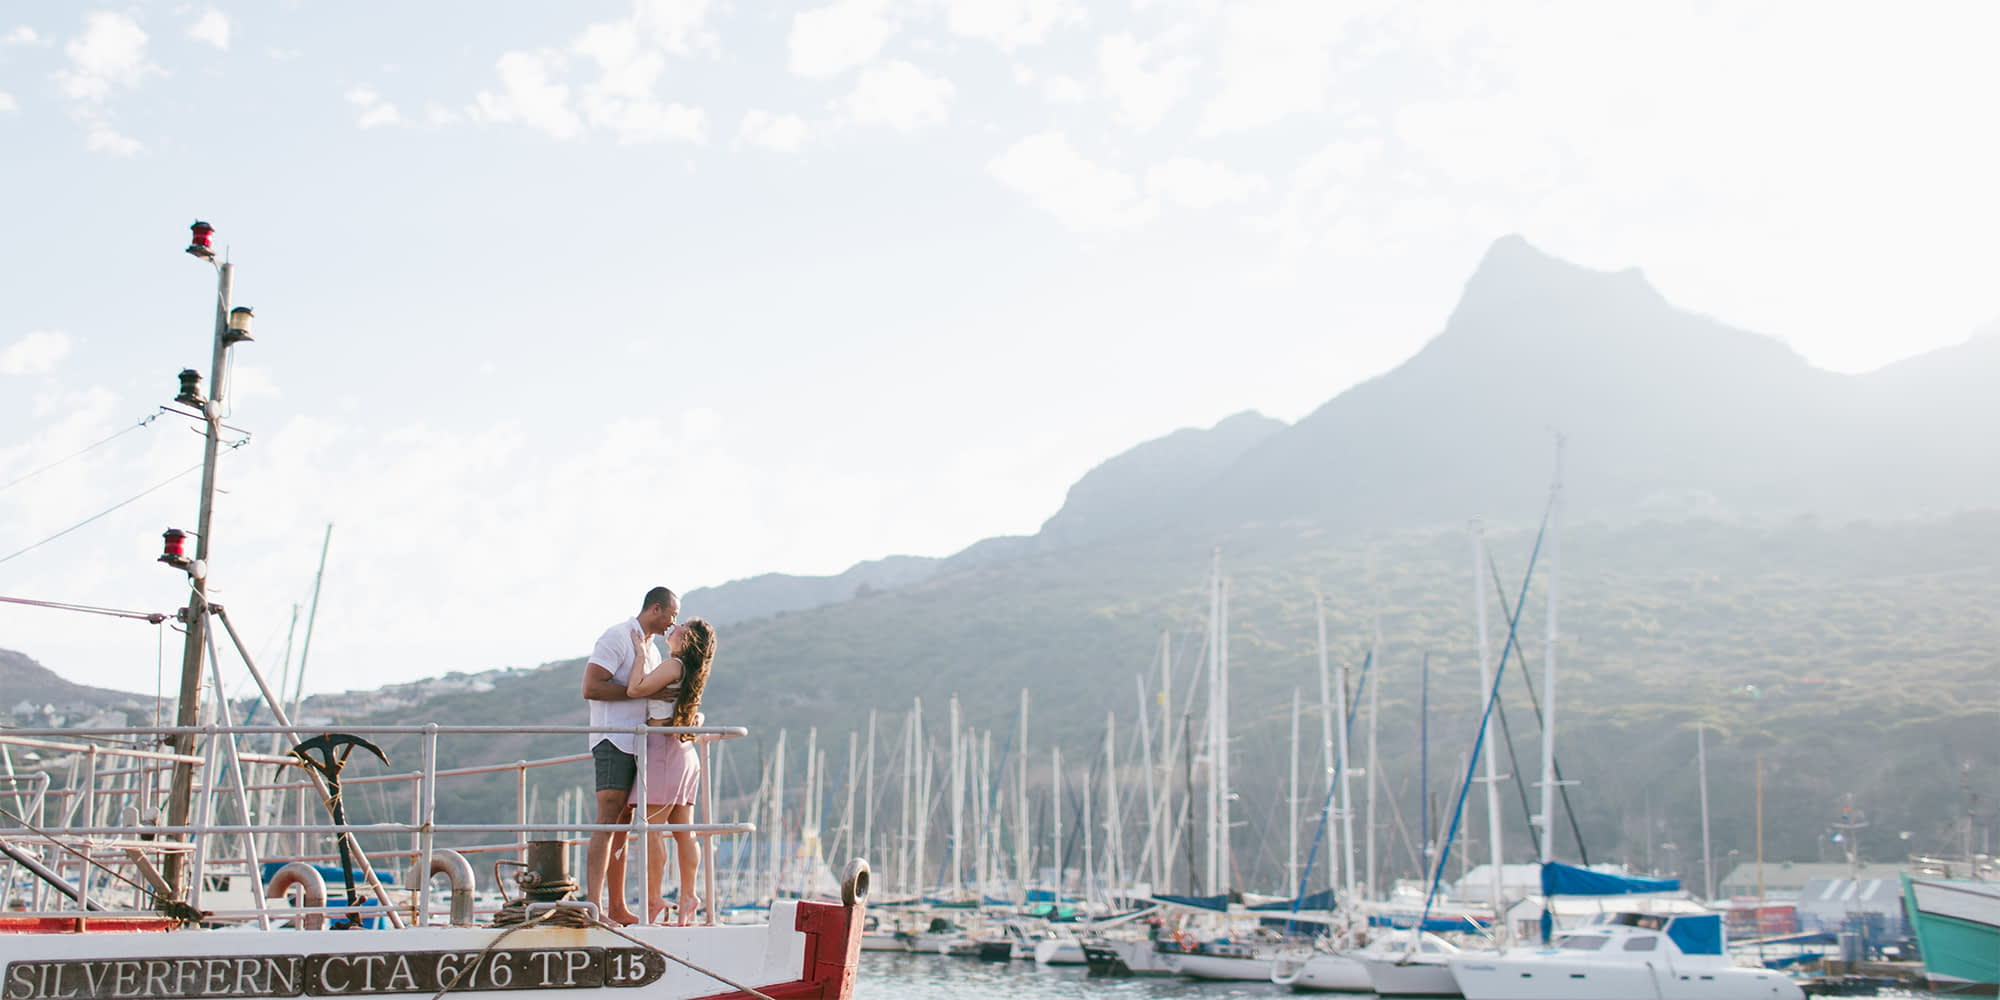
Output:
[{"xmin": 668, "ymin": 618, "xmax": 714, "ymax": 740}]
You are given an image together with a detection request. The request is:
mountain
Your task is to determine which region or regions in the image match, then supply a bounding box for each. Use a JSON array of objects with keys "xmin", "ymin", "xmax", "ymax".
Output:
[
  {"xmin": 1198, "ymin": 236, "xmax": 1958, "ymax": 531},
  {"xmin": 0, "ymin": 648, "xmax": 152, "ymax": 713},
  {"xmin": 1039, "ymin": 410, "xmax": 1285, "ymax": 546},
  {"xmin": 683, "ymin": 554, "xmax": 943, "ymax": 626},
  {"xmin": 19, "ymin": 236, "xmax": 1999, "ymax": 889}
]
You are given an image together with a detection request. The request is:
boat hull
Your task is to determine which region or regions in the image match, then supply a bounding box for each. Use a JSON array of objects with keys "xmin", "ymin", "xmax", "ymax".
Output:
[
  {"xmin": 1272, "ymin": 952, "xmax": 1373, "ymax": 992},
  {"xmin": 0, "ymin": 899, "xmax": 862, "ymax": 1000},
  {"xmin": 1447, "ymin": 953, "xmax": 1802, "ymax": 1000},
  {"xmin": 1363, "ymin": 956, "xmax": 1463, "ymax": 997},
  {"xmin": 1173, "ymin": 951, "xmax": 1275, "ymax": 981},
  {"xmin": 1904, "ymin": 876, "xmax": 2000, "ymax": 994},
  {"xmin": 1031, "ymin": 938, "xmax": 1086, "ymax": 965}
]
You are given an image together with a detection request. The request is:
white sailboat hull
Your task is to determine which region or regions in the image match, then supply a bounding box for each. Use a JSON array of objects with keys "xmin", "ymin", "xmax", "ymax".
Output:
[
  {"xmin": 1447, "ymin": 951, "xmax": 1801, "ymax": 1000},
  {"xmin": 1174, "ymin": 951, "xmax": 1276, "ymax": 980},
  {"xmin": 1363, "ymin": 956, "xmax": 1463, "ymax": 997},
  {"xmin": 1272, "ymin": 951, "xmax": 1373, "ymax": 991},
  {"xmin": 1031, "ymin": 938, "xmax": 1086, "ymax": 965}
]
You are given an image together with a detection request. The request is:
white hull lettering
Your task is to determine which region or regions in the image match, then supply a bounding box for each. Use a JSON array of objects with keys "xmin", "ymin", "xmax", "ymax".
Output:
[{"xmin": 3, "ymin": 949, "xmax": 661, "ymax": 999}]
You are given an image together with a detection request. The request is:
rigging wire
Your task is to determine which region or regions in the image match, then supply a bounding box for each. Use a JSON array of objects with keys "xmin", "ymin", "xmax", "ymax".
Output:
[
  {"xmin": 0, "ymin": 435, "xmax": 247, "ymax": 568},
  {"xmin": 0, "ymin": 414, "xmax": 158, "ymax": 495},
  {"xmin": 0, "ymin": 594, "xmax": 170, "ymax": 623}
]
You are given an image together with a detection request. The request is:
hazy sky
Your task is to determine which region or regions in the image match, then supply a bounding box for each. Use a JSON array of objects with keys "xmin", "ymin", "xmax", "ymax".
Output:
[{"xmin": 3, "ymin": 1, "xmax": 1996, "ymax": 698}]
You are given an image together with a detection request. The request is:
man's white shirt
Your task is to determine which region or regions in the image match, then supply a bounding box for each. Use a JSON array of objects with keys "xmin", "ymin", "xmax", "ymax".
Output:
[{"xmin": 587, "ymin": 617, "xmax": 657, "ymax": 754}]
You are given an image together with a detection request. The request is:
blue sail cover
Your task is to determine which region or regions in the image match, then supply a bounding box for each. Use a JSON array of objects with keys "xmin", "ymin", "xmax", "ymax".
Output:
[
  {"xmin": 1152, "ymin": 893, "xmax": 1231, "ymax": 912},
  {"xmin": 1540, "ymin": 862, "xmax": 1680, "ymax": 897},
  {"xmin": 1666, "ymin": 914, "xmax": 1724, "ymax": 955},
  {"xmin": 1371, "ymin": 913, "xmax": 1489, "ymax": 933},
  {"xmin": 1248, "ymin": 890, "xmax": 1337, "ymax": 912}
]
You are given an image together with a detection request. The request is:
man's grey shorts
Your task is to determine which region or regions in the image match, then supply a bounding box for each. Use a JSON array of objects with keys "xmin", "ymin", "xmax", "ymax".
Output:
[{"xmin": 592, "ymin": 739, "xmax": 636, "ymax": 792}]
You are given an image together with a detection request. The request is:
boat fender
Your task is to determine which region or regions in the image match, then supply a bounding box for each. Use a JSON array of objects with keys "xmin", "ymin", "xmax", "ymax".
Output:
[
  {"xmin": 266, "ymin": 862, "xmax": 327, "ymax": 930},
  {"xmin": 429, "ymin": 849, "xmax": 477, "ymax": 926},
  {"xmin": 841, "ymin": 857, "xmax": 871, "ymax": 907}
]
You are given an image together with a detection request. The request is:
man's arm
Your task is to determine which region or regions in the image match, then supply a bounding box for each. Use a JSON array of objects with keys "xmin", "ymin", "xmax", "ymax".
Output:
[{"xmin": 582, "ymin": 663, "xmax": 630, "ymax": 701}]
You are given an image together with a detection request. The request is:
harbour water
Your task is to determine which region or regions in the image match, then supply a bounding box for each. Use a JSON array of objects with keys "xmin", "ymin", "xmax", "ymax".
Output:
[{"xmin": 855, "ymin": 952, "xmax": 1952, "ymax": 1000}]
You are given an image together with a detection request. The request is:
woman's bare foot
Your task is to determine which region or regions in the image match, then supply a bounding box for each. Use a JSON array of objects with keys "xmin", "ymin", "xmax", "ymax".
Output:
[
  {"xmin": 676, "ymin": 893, "xmax": 702, "ymax": 926},
  {"xmin": 647, "ymin": 899, "xmax": 672, "ymax": 924}
]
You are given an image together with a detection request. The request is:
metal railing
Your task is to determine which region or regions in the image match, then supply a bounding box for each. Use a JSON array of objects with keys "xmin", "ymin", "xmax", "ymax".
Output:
[{"xmin": 0, "ymin": 722, "xmax": 750, "ymax": 928}]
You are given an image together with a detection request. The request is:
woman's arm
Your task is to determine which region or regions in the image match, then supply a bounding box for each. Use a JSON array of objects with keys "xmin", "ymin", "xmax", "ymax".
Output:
[{"xmin": 629, "ymin": 656, "xmax": 685, "ymax": 698}]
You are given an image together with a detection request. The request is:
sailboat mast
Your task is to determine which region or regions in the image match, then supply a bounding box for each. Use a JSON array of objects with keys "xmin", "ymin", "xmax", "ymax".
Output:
[
  {"xmin": 1698, "ymin": 724, "xmax": 1714, "ymax": 899},
  {"xmin": 1365, "ymin": 614, "xmax": 1379, "ymax": 900},
  {"xmin": 949, "ymin": 697, "xmax": 964, "ymax": 893},
  {"xmin": 1206, "ymin": 549, "xmax": 1222, "ymax": 893},
  {"xmin": 1474, "ymin": 521, "xmax": 1506, "ymax": 926},
  {"xmin": 1016, "ymin": 690, "xmax": 1030, "ymax": 905},
  {"xmin": 1289, "ymin": 688, "xmax": 1302, "ymax": 897},
  {"xmin": 1333, "ymin": 611, "xmax": 1357, "ymax": 904},
  {"xmin": 1537, "ymin": 438, "xmax": 1564, "ymax": 863}
]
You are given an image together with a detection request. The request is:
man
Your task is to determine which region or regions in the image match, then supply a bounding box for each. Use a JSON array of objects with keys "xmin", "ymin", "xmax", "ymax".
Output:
[{"xmin": 582, "ymin": 585, "xmax": 678, "ymax": 924}]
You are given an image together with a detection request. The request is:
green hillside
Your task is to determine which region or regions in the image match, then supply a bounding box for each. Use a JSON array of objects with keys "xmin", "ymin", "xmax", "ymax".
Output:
[{"xmin": 360, "ymin": 508, "xmax": 2000, "ymax": 893}]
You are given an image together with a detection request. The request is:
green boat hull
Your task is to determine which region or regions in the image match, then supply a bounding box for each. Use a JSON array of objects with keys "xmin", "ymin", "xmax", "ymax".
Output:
[{"xmin": 1903, "ymin": 874, "xmax": 2000, "ymax": 994}]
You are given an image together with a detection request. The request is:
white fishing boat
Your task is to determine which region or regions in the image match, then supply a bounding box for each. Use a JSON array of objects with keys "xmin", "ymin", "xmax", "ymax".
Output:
[
  {"xmin": 0, "ymin": 222, "xmax": 871, "ymax": 1000},
  {"xmin": 1445, "ymin": 911, "xmax": 1802, "ymax": 1000}
]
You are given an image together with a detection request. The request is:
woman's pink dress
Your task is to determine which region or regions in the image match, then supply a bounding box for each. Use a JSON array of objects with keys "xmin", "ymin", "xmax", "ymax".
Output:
[{"xmin": 630, "ymin": 729, "xmax": 701, "ymax": 807}]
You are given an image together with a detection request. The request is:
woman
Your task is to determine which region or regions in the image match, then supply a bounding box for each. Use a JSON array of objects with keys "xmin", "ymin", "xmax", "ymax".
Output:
[{"xmin": 625, "ymin": 617, "xmax": 717, "ymax": 924}]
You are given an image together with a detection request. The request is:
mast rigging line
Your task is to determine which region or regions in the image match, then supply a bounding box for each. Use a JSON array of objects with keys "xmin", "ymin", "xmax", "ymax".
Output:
[
  {"xmin": 0, "ymin": 594, "xmax": 170, "ymax": 623},
  {"xmin": 0, "ymin": 414, "xmax": 159, "ymax": 494},
  {"xmin": 0, "ymin": 435, "xmax": 248, "ymax": 567},
  {"xmin": 1484, "ymin": 550, "xmax": 1591, "ymax": 865},
  {"xmin": 1414, "ymin": 491, "xmax": 1554, "ymax": 938}
]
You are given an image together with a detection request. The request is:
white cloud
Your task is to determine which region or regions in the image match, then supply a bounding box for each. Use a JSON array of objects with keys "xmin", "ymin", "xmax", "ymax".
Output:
[
  {"xmin": 470, "ymin": 3, "xmax": 713, "ymax": 144},
  {"xmin": 424, "ymin": 103, "xmax": 461, "ymax": 126},
  {"xmin": 1145, "ymin": 156, "xmax": 1265, "ymax": 209},
  {"xmin": 1199, "ymin": 0, "xmax": 1388, "ymax": 136},
  {"xmin": 1098, "ymin": 30, "xmax": 1197, "ymax": 131},
  {"xmin": 84, "ymin": 126, "xmax": 143, "ymax": 155},
  {"xmin": 939, "ymin": 0, "xmax": 1084, "ymax": 48},
  {"xmin": 631, "ymin": 0, "xmax": 718, "ymax": 55},
  {"xmin": 0, "ymin": 331, "xmax": 72, "ymax": 376},
  {"xmin": 1013, "ymin": 64, "xmax": 1086, "ymax": 104},
  {"xmin": 0, "ymin": 92, "xmax": 16, "ymax": 113},
  {"xmin": 740, "ymin": 109, "xmax": 808, "ymax": 152},
  {"xmin": 789, "ymin": 0, "xmax": 896, "ymax": 78},
  {"xmin": 346, "ymin": 87, "xmax": 402, "ymax": 128},
  {"xmin": 57, "ymin": 12, "xmax": 157, "ymax": 102},
  {"xmin": 473, "ymin": 50, "xmax": 582, "ymax": 139},
  {"xmin": 187, "ymin": 9, "xmax": 230, "ymax": 50},
  {"xmin": 842, "ymin": 60, "xmax": 954, "ymax": 132},
  {"xmin": 987, "ymin": 132, "xmax": 1156, "ymax": 233},
  {"xmin": 5, "ymin": 26, "xmax": 45, "ymax": 45}
]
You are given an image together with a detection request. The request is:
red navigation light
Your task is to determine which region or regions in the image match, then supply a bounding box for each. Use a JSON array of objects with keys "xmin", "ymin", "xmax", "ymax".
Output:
[
  {"xmin": 187, "ymin": 221, "xmax": 216, "ymax": 260},
  {"xmin": 160, "ymin": 528, "xmax": 193, "ymax": 570}
]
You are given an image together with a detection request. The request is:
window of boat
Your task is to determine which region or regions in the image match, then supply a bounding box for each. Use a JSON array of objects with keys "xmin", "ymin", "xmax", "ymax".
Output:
[
  {"xmin": 1555, "ymin": 935, "xmax": 1609, "ymax": 951},
  {"xmin": 1623, "ymin": 936, "xmax": 1659, "ymax": 951}
]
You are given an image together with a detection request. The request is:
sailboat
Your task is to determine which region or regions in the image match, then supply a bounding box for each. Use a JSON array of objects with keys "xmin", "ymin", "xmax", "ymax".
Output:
[{"xmin": 0, "ymin": 223, "xmax": 870, "ymax": 1000}]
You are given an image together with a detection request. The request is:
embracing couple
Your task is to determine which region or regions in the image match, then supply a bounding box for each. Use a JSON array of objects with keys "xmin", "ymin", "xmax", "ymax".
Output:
[{"xmin": 581, "ymin": 586, "xmax": 719, "ymax": 925}]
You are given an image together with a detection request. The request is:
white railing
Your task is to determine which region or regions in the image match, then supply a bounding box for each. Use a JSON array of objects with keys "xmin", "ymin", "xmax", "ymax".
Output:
[{"xmin": 0, "ymin": 722, "xmax": 750, "ymax": 928}]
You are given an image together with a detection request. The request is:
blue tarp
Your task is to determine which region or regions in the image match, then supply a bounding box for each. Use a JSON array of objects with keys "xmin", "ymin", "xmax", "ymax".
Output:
[
  {"xmin": 1666, "ymin": 914, "xmax": 1723, "ymax": 956},
  {"xmin": 259, "ymin": 861, "xmax": 396, "ymax": 885},
  {"xmin": 1540, "ymin": 862, "xmax": 1679, "ymax": 897},
  {"xmin": 1371, "ymin": 913, "xmax": 1489, "ymax": 933},
  {"xmin": 1248, "ymin": 890, "xmax": 1336, "ymax": 913},
  {"xmin": 1152, "ymin": 893, "xmax": 1230, "ymax": 912}
]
